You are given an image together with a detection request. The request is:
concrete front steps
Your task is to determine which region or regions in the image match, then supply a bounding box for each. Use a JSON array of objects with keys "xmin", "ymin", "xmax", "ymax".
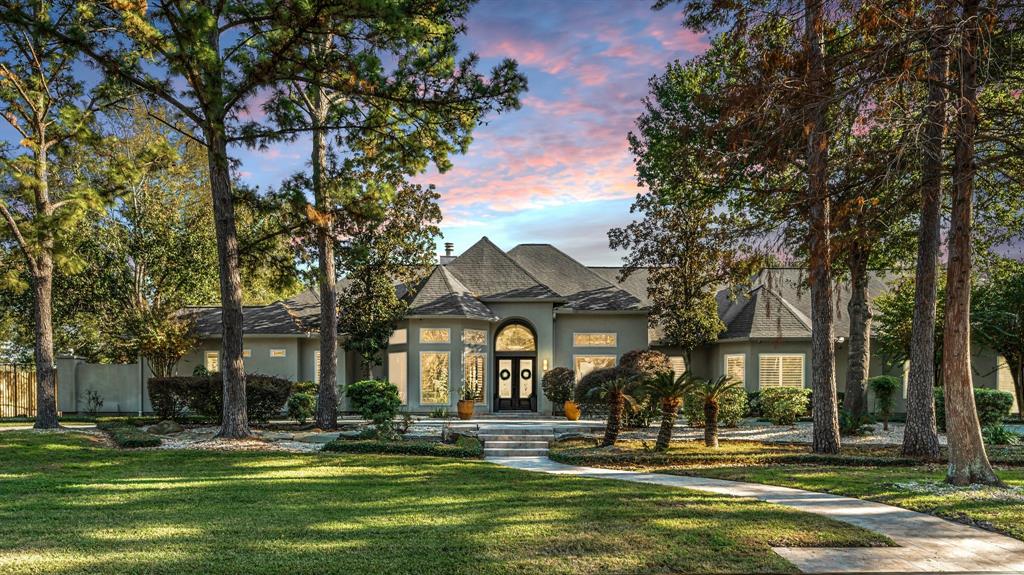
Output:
[{"xmin": 480, "ymin": 427, "xmax": 554, "ymax": 458}]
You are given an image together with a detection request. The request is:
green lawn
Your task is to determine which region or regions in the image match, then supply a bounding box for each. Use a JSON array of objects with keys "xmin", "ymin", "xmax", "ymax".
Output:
[
  {"xmin": 550, "ymin": 439, "xmax": 1024, "ymax": 542},
  {"xmin": 0, "ymin": 431, "xmax": 887, "ymax": 575}
]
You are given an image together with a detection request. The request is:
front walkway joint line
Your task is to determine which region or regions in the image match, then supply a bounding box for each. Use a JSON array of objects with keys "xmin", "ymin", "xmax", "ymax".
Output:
[{"xmin": 489, "ymin": 456, "xmax": 1024, "ymax": 574}]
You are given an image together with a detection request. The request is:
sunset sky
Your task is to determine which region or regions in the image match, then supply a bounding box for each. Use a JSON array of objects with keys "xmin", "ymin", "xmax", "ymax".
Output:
[{"xmin": 233, "ymin": 1, "xmax": 709, "ymax": 265}]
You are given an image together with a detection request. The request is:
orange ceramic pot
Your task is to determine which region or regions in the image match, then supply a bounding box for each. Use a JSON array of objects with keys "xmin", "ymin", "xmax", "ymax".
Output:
[
  {"xmin": 457, "ymin": 399, "xmax": 475, "ymax": 420},
  {"xmin": 564, "ymin": 400, "xmax": 581, "ymax": 421}
]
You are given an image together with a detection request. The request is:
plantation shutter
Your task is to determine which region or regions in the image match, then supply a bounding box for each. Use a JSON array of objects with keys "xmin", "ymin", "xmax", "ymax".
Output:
[
  {"xmin": 669, "ymin": 356, "xmax": 686, "ymax": 377},
  {"xmin": 759, "ymin": 356, "xmax": 780, "ymax": 389},
  {"xmin": 780, "ymin": 355, "xmax": 804, "ymax": 388},
  {"xmin": 314, "ymin": 351, "xmax": 321, "ymax": 384},
  {"xmin": 725, "ymin": 354, "xmax": 745, "ymax": 384},
  {"xmin": 758, "ymin": 355, "xmax": 804, "ymax": 389}
]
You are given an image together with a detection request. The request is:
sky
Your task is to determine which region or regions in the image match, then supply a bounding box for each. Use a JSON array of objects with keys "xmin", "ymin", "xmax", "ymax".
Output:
[{"xmin": 232, "ymin": 0, "xmax": 709, "ymax": 266}]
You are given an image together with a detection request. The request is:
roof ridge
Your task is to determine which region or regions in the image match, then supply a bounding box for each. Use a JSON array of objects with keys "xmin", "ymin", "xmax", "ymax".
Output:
[
  {"xmin": 471, "ymin": 237, "xmax": 559, "ymax": 297},
  {"xmin": 759, "ymin": 286, "xmax": 812, "ymax": 331}
]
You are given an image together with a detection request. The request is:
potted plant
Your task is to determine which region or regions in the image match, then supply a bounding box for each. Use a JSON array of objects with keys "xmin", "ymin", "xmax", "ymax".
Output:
[
  {"xmin": 542, "ymin": 367, "xmax": 578, "ymax": 420},
  {"xmin": 457, "ymin": 383, "xmax": 476, "ymax": 420}
]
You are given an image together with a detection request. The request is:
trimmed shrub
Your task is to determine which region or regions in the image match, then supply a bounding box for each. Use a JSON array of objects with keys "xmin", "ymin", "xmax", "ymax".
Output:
[
  {"xmin": 292, "ymin": 380, "xmax": 318, "ymax": 395},
  {"xmin": 619, "ymin": 349, "xmax": 672, "ymax": 377},
  {"xmin": 869, "ymin": 375, "xmax": 900, "ymax": 430},
  {"xmin": 760, "ymin": 387, "xmax": 811, "ymax": 425},
  {"xmin": 287, "ymin": 392, "xmax": 316, "ymax": 424},
  {"xmin": 935, "ymin": 387, "xmax": 1014, "ymax": 430},
  {"xmin": 246, "ymin": 374, "xmax": 293, "ymax": 422},
  {"xmin": 103, "ymin": 422, "xmax": 161, "ymax": 448},
  {"xmin": 683, "ymin": 387, "xmax": 747, "ymax": 428},
  {"xmin": 321, "ymin": 439, "xmax": 483, "ymax": 458},
  {"xmin": 148, "ymin": 377, "xmax": 191, "ymax": 420},
  {"xmin": 346, "ymin": 379, "xmax": 401, "ymax": 425},
  {"xmin": 541, "ymin": 367, "xmax": 575, "ymax": 405}
]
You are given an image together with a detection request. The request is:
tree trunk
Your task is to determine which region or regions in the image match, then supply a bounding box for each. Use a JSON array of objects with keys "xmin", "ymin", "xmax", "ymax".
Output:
[
  {"xmin": 602, "ymin": 393, "xmax": 624, "ymax": 446},
  {"xmin": 311, "ymin": 93, "xmax": 339, "ymax": 430},
  {"xmin": 844, "ymin": 242, "xmax": 871, "ymax": 420},
  {"xmin": 206, "ymin": 125, "xmax": 250, "ymax": 439},
  {"xmin": 805, "ymin": 0, "xmax": 840, "ymax": 454},
  {"xmin": 655, "ymin": 398, "xmax": 678, "ymax": 451},
  {"xmin": 1014, "ymin": 356, "xmax": 1023, "ymax": 419},
  {"xmin": 31, "ymin": 257, "xmax": 59, "ymax": 429},
  {"xmin": 943, "ymin": 0, "xmax": 999, "ymax": 486},
  {"xmin": 704, "ymin": 400, "xmax": 719, "ymax": 448},
  {"xmin": 902, "ymin": 2, "xmax": 950, "ymax": 460}
]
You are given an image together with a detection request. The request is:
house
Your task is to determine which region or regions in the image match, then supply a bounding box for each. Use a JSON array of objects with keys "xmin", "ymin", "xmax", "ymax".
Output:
[{"xmin": 58, "ymin": 237, "xmax": 1018, "ymax": 415}]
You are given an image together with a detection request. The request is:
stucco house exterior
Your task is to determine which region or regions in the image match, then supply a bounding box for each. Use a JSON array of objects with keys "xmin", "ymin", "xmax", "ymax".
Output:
[
  {"xmin": 57, "ymin": 236, "xmax": 1016, "ymax": 415},
  {"xmin": 167, "ymin": 237, "xmax": 1018, "ymax": 416}
]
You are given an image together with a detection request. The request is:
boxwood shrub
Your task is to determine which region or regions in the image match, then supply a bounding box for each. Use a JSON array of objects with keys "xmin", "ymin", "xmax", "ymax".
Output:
[
  {"xmin": 321, "ymin": 439, "xmax": 483, "ymax": 458},
  {"xmin": 760, "ymin": 387, "xmax": 811, "ymax": 425},
  {"xmin": 682, "ymin": 387, "xmax": 748, "ymax": 428},
  {"xmin": 345, "ymin": 380, "xmax": 401, "ymax": 425}
]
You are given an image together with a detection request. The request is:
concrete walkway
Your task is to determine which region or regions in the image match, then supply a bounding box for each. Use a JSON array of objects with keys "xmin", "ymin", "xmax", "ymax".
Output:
[{"xmin": 489, "ymin": 456, "xmax": 1024, "ymax": 574}]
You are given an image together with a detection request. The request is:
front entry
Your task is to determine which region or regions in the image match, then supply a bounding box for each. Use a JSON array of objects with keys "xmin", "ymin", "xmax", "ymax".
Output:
[{"xmin": 495, "ymin": 356, "xmax": 537, "ymax": 411}]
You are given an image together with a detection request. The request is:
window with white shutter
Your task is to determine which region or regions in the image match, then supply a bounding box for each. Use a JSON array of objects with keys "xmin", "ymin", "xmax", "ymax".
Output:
[
  {"xmin": 758, "ymin": 354, "xmax": 804, "ymax": 389},
  {"xmin": 724, "ymin": 354, "xmax": 745, "ymax": 384},
  {"xmin": 668, "ymin": 356, "xmax": 686, "ymax": 377}
]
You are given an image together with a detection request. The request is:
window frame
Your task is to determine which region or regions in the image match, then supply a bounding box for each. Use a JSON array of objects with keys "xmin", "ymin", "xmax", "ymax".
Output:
[
  {"xmin": 757, "ymin": 353, "xmax": 805, "ymax": 389},
  {"xmin": 388, "ymin": 351, "xmax": 408, "ymax": 404},
  {"xmin": 463, "ymin": 349, "xmax": 487, "ymax": 404},
  {"xmin": 314, "ymin": 350, "xmax": 321, "ymax": 384},
  {"xmin": 389, "ymin": 328, "xmax": 407, "ymax": 345},
  {"xmin": 419, "ymin": 327, "xmax": 450, "ymax": 344},
  {"xmin": 572, "ymin": 354, "xmax": 617, "ymax": 383},
  {"xmin": 462, "ymin": 328, "xmax": 488, "ymax": 346},
  {"xmin": 205, "ymin": 351, "xmax": 219, "ymax": 373},
  {"xmin": 723, "ymin": 353, "xmax": 746, "ymax": 384},
  {"xmin": 572, "ymin": 332, "xmax": 617, "ymax": 348},
  {"xmin": 269, "ymin": 348, "xmax": 287, "ymax": 358},
  {"xmin": 419, "ymin": 350, "xmax": 451, "ymax": 405}
]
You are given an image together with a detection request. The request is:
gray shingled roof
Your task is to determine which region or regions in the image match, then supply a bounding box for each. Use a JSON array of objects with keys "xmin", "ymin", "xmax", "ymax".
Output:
[
  {"xmin": 508, "ymin": 244, "xmax": 642, "ymax": 311},
  {"xmin": 589, "ymin": 266, "xmax": 651, "ymax": 307},
  {"xmin": 718, "ymin": 268, "xmax": 901, "ymax": 340},
  {"xmin": 189, "ymin": 300, "xmax": 309, "ymax": 337},
  {"xmin": 444, "ymin": 237, "xmax": 562, "ymax": 300},
  {"xmin": 407, "ymin": 266, "xmax": 498, "ymax": 320}
]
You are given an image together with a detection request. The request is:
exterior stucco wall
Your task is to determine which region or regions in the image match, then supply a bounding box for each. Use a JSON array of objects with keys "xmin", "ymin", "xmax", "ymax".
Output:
[
  {"xmin": 178, "ymin": 336, "xmax": 304, "ymax": 380},
  {"xmin": 395, "ymin": 317, "xmax": 494, "ymax": 414},
  {"xmin": 553, "ymin": 312, "xmax": 648, "ymax": 376}
]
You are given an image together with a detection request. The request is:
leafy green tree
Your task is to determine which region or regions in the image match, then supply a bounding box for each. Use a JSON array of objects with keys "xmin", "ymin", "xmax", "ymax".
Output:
[
  {"xmin": 973, "ymin": 259, "xmax": 1024, "ymax": 418},
  {"xmin": 875, "ymin": 275, "xmax": 946, "ymax": 375},
  {"xmin": 259, "ymin": 5, "xmax": 525, "ymax": 429},
  {"xmin": 611, "ymin": 47, "xmax": 762, "ymax": 366},
  {"xmin": 0, "ymin": 1, "xmax": 115, "ymax": 428},
  {"xmin": 337, "ymin": 179, "xmax": 441, "ymax": 376},
  {"xmin": 869, "ymin": 376, "xmax": 900, "ymax": 431}
]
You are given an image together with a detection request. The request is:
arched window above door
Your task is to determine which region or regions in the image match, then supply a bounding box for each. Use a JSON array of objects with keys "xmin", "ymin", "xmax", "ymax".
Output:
[{"xmin": 495, "ymin": 323, "xmax": 535, "ymax": 352}]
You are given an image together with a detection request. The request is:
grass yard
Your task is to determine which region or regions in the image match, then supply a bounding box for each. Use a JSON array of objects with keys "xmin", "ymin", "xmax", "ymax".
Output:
[
  {"xmin": 0, "ymin": 431, "xmax": 887, "ymax": 575},
  {"xmin": 550, "ymin": 439, "xmax": 1024, "ymax": 542}
]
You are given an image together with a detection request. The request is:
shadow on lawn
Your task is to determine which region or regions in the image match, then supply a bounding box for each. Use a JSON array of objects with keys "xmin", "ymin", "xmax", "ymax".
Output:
[{"xmin": 0, "ymin": 432, "xmax": 886, "ymax": 575}]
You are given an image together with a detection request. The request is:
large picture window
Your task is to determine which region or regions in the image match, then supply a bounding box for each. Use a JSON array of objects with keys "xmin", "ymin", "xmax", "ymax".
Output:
[
  {"xmin": 419, "ymin": 328, "xmax": 450, "ymax": 344},
  {"xmin": 462, "ymin": 329, "xmax": 487, "ymax": 346},
  {"xmin": 573, "ymin": 333, "xmax": 617, "ymax": 348},
  {"xmin": 463, "ymin": 351, "xmax": 486, "ymax": 403},
  {"xmin": 420, "ymin": 351, "xmax": 450, "ymax": 404},
  {"xmin": 573, "ymin": 355, "xmax": 616, "ymax": 382},
  {"xmin": 495, "ymin": 324, "xmax": 535, "ymax": 352},
  {"xmin": 389, "ymin": 351, "xmax": 408, "ymax": 403},
  {"xmin": 758, "ymin": 354, "xmax": 804, "ymax": 389}
]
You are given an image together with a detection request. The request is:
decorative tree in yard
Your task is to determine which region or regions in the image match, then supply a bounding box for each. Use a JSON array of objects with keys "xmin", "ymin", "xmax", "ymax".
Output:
[
  {"xmin": 0, "ymin": 1, "xmax": 115, "ymax": 428},
  {"xmin": 680, "ymin": 374, "xmax": 743, "ymax": 449},
  {"xmin": 336, "ymin": 180, "xmax": 442, "ymax": 377},
  {"xmin": 576, "ymin": 367, "xmax": 642, "ymax": 447},
  {"xmin": 258, "ymin": 2, "xmax": 526, "ymax": 429},
  {"xmin": 643, "ymin": 371, "xmax": 690, "ymax": 451}
]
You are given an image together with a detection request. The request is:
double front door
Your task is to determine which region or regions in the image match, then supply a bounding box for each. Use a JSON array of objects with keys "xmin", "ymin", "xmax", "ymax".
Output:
[{"xmin": 495, "ymin": 356, "xmax": 536, "ymax": 411}]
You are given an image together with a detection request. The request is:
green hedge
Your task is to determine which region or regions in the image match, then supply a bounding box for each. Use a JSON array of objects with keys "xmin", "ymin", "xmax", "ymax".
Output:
[
  {"xmin": 148, "ymin": 374, "xmax": 292, "ymax": 423},
  {"xmin": 102, "ymin": 422, "xmax": 162, "ymax": 448},
  {"xmin": 321, "ymin": 439, "xmax": 483, "ymax": 458},
  {"xmin": 935, "ymin": 386, "xmax": 1014, "ymax": 430},
  {"xmin": 761, "ymin": 387, "xmax": 811, "ymax": 425}
]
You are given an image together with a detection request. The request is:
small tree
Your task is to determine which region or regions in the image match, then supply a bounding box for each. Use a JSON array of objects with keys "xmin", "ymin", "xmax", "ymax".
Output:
[
  {"xmin": 541, "ymin": 367, "xmax": 575, "ymax": 408},
  {"xmin": 680, "ymin": 375, "xmax": 744, "ymax": 448},
  {"xmin": 643, "ymin": 371, "xmax": 689, "ymax": 450},
  {"xmin": 869, "ymin": 376, "xmax": 899, "ymax": 431},
  {"xmin": 579, "ymin": 370, "xmax": 642, "ymax": 447}
]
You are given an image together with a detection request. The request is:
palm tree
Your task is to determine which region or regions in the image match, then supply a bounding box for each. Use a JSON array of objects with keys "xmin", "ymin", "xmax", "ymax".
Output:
[
  {"xmin": 681, "ymin": 375, "xmax": 744, "ymax": 448},
  {"xmin": 584, "ymin": 374, "xmax": 642, "ymax": 446},
  {"xmin": 643, "ymin": 370, "xmax": 692, "ymax": 451}
]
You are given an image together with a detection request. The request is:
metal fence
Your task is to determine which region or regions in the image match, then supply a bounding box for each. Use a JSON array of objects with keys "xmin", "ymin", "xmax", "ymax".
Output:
[{"xmin": 0, "ymin": 364, "xmax": 37, "ymax": 418}]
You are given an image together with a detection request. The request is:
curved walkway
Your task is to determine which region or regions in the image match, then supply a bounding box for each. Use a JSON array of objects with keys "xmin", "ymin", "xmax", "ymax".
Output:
[{"xmin": 489, "ymin": 456, "xmax": 1024, "ymax": 574}]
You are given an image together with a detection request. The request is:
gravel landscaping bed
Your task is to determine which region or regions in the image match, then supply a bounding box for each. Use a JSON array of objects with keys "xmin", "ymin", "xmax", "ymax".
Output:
[{"xmin": 616, "ymin": 420, "xmax": 948, "ymax": 446}]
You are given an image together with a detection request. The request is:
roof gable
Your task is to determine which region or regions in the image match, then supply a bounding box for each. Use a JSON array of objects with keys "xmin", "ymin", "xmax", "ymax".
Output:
[
  {"xmin": 445, "ymin": 237, "xmax": 561, "ymax": 300},
  {"xmin": 407, "ymin": 266, "xmax": 497, "ymax": 320}
]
